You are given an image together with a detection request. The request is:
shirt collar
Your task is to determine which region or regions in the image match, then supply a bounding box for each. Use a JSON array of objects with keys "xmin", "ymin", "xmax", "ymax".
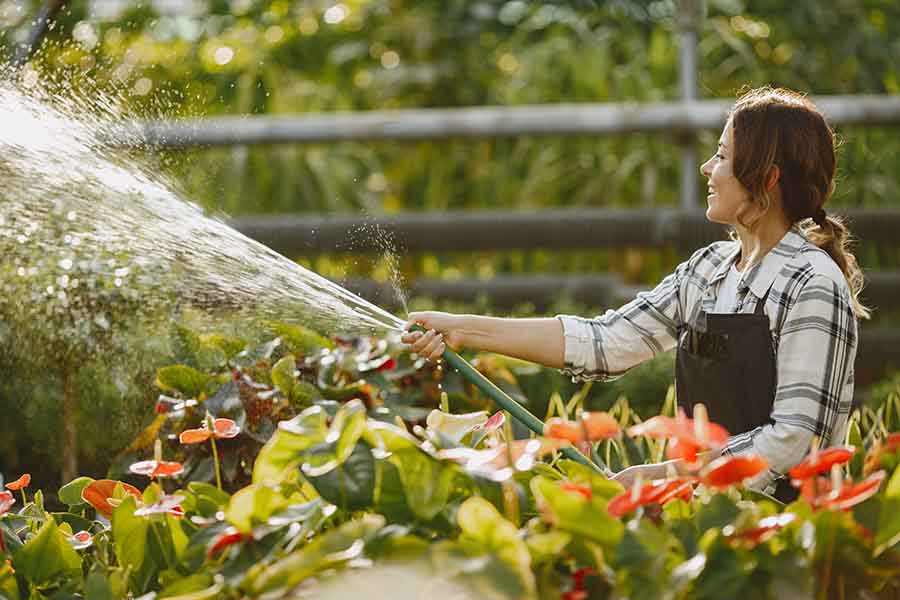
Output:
[{"xmin": 739, "ymin": 225, "xmax": 807, "ymax": 299}]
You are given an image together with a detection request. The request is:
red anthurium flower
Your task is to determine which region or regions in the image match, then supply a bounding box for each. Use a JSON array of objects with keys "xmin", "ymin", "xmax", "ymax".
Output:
[
  {"xmin": 607, "ymin": 477, "xmax": 696, "ymax": 517},
  {"xmin": 0, "ymin": 491, "xmax": 14, "ymax": 516},
  {"xmin": 68, "ymin": 530, "xmax": 93, "ymax": 550},
  {"xmin": 628, "ymin": 407, "xmax": 730, "ymax": 464},
  {"xmin": 544, "ymin": 412, "xmax": 620, "ymax": 444},
  {"xmin": 376, "ymin": 356, "xmax": 397, "ymax": 371},
  {"xmin": 179, "ymin": 418, "xmax": 241, "ymax": 444},
  {"xmin": 700, "ymin": 455, "xmax": 769, "ymax": 488},
  {"xmin": 207, "ymin": 526, "xmax": 252, "ymax": 558},
  {"xmin": 788, "ymin": 446, "xmax": 855, "ymax": 481},
  {"xmin": 820, "ymin": 470, "xmax": 886, "ymax": 511},
  {"xmin": 5, "ymin": 474, "xmax": 30, "ymax": 491},
  {"xmin": 130, "ymin": 460, "xmax": 185, "ymax": 479},
  {"xmin": 798, "ymin": 476, "xmax": 832, "ymax": 506},
  {"xmin": 134, "ymin": 495, "xmax": 186, "ymax": 518},
  {"xmin": 81, "ymin": 480, "xmax": 143, "ymax": 518},
  {"xmin": 561, "ymin": 482, "xmax": 593, "ymax": 501}
]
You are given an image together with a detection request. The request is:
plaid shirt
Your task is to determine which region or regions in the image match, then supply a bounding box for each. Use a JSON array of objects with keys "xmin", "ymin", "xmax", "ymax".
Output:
[{"xmin": 557, "ymin": 225, "xmax": 858, "ymax": 493}]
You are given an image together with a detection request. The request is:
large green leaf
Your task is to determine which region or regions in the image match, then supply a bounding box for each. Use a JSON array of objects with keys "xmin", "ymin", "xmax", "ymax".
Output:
[
  {"xmin": 265, "ymin": 321, "xmax": 334, "ymax": 355},
  {"xmin": 243, "ymin": 514, "xmax": 385, "ymax": 595},
  {"xmin": 252, "ymin": 405, "xmax": 329, "ymax": 484},
  {"xmin": 225, "ymin": 482, "xmax": 295, "ymax": 534},
  {"xmin": 530, "ymin": 476, "xmax": 623, "ymax": 548},
  {"xmin": 12, "ymin": 515, "xmax": 82, "ymax": 586},
  {"xmin": 155, "ymin": 365, "xmax": 212, "ymax": 399},
  {"xmin": 309, "ymin": 442, "xmax": 375, "ymax": 511}
]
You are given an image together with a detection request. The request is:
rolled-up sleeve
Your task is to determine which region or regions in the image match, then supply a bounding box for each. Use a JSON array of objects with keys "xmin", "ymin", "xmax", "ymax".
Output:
[
  {"xmin": 723, "ymin": 274, "xmax": 857, "ymax": 491},
  {"xmin": 555, "ymin": 260, "xmax": 689, "ymax": 382}
]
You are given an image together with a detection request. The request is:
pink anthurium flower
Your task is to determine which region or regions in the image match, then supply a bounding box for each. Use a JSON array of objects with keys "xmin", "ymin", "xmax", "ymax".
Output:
[
  {"xmin": 134, "ymin": 494, "xmax": 186, "ymax": 518},
  {"xmin": 129, "ymin": 460, "xmax": 185, "ymax": 479},
  {"xmin": 179, "ymin": 418, "xmax": 241, "ymax": 444},
  {"xmin": 726, "ymin": 513, "xmax": 796, "ymax": 546},
  {"xmin": 68, "ymin": 530, "xmax": 93, "ymax": 550},
  {"xmin": 0, "ymin": 490, "xmax": 14, "ymax": 516},
  {"xmin": 475, "ymin": 411, "xmax": 506, "ymax": 432}
]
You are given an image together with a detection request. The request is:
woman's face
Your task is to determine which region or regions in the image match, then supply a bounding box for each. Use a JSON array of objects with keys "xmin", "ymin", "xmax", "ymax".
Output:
[{"xmin": 700, "ymin": 120, "xmax": 751, "ymax": 225}]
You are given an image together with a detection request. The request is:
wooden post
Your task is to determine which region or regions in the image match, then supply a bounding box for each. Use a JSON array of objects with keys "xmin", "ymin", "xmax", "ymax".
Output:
[{"xmin": 676, "ymin": 0, "xmax": 704, "ymax": 210}]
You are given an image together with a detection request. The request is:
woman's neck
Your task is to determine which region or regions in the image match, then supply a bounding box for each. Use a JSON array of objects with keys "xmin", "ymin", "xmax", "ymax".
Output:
[{"xmin": 734, "ymin": 219, "xmax": 791, "ymax": 272}]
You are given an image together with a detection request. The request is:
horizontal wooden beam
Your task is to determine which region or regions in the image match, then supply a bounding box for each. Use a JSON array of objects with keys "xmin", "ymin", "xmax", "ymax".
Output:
[
  {"xmin": 112, "ymin": 95, "xmax": 900, "ymax": 148},
  {"xmin": 232, "ymin": 208, "xmax": 900, "ymax": 255}
]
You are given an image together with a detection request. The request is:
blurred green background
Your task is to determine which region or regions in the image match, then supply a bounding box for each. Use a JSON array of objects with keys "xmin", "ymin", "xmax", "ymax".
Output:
[{"xmin": 1, "ymin": 0, "xmax": 898, "ymax": 488}]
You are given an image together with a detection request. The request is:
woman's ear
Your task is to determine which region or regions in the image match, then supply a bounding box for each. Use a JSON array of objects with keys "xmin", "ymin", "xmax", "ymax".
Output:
[{"xmin": 764, "ymin": 164, "xmax": 780, "ymax": 191}]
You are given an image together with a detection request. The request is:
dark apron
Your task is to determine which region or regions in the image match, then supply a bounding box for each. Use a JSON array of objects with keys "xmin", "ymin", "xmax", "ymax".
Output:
[{"xmin": 675, "ymin": 286, "xmax": 798, "ymax": 503}]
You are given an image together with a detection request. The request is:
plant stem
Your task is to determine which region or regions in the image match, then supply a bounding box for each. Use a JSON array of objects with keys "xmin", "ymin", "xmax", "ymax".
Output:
[
  {"xmin": 19, "ymin": 490, "xmax": 26, "ymax": 506},
  {"xmin": 210, "ymin": 437, "xmax": 222, "ymax": 490}
]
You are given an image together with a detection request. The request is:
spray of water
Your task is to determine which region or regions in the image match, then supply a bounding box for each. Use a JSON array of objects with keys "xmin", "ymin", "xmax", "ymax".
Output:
[{"xmin": 0, "ymin": 72, "xmax": 406, "ymax": 355}]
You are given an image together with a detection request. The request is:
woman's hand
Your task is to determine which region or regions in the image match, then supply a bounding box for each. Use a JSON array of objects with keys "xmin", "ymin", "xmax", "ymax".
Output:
[{"xmin": 400, "ymin": 311, "xmax": 466, "ymax": 361}]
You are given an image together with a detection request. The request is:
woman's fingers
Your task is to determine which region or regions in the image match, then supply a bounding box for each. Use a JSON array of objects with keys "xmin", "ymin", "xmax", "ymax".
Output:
[{"xmin": 418, "ymin": 330, "xmax": 445, "ymax": 361}]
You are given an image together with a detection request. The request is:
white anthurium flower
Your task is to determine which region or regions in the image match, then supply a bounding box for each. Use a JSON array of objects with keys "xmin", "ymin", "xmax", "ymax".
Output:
[{"xmin": 426, "ymin": 409, "xmax": 489, "ymax": 444}]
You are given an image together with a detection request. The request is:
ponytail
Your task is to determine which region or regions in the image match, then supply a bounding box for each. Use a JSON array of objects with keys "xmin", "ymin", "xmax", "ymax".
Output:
[{"xmin": 800, "ymin": 215, "xmax": 871, "ymax": 319}]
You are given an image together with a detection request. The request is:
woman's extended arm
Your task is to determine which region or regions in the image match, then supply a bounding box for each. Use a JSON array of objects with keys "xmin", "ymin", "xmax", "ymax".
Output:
[{"xmin": 402, "ymin": 314, "xmax": 566, "ymax": 368}]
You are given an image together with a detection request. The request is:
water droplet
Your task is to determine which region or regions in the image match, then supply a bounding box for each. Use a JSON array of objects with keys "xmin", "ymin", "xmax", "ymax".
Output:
[
  {"xmin": 67, "ymin": 211, "xmax": 77, "ymax": 221},
  {"xmin": 115, "ymin": 278, "xmax": 123, "ymax": 287},
  {"xmin": 59, "ymin": 258, "xmax": 73, "ymax": 270},
  {"xmin": 46, "ymin": 285, "xmax": 54, "ymax": 295},
  {"xmin": 16, "ymin": 267, "xmax": 26, "ymax": 277}
]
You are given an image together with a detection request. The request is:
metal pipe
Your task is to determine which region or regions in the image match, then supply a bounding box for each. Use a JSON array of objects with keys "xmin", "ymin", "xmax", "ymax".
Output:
[{"xmin": 12, "ymin": 0, "xmax": 69, "ymax": 70}]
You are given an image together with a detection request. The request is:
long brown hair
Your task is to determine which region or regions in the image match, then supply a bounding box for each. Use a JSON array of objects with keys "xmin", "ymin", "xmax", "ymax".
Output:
[{"xmin": 728, "ymin": 86, "xmax": 870, "ymax": 319}]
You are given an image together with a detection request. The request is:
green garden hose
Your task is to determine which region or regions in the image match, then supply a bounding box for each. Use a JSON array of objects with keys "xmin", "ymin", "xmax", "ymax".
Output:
[{"xmin": 410, "ymin": 325, "xmax": 613, "ymax": 476}]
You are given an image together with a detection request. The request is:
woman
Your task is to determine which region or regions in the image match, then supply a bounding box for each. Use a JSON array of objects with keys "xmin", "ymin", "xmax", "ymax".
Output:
[{"xmin": 401, "ymin": 87, "xmax": 869, "ymax": 502}]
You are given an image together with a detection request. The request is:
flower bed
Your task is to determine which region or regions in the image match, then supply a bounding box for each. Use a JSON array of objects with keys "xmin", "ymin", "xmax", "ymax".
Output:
[{"xmin": 2, "ymin": 328, "xmax": 900, "ymax": 599}]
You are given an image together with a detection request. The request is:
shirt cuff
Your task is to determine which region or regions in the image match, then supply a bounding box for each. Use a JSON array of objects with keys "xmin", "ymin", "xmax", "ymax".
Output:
[{"xmin": 555, "ymin": 314, "xmax": 595, "ymax": 374}]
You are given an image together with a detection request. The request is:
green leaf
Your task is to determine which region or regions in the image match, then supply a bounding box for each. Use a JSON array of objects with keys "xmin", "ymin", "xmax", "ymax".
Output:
[
  {"xmin": 12, "ymin": 515, "xmax": 82, "ymax": 585},
  {"xmin": 875, "ymin": 496, "xmax": 900, "ymax": 555},
  {"xmin": 696, "ymin": 494, "xmax": 740, "ymax": 535},
  {"xmin": 186, "ymin": 481, "xmax": 231, "ymax": 508},
  {"xmin": 244, "ymin": 514, "xmax": 385, "ymax": 595},
  {"xmin": 58, "ymin": 476, "xmax": 94, "ymax": 507},
  {"xmin": 158, "ymin": 573, "xmax": 218, "ymax": 599},
  {"xmin": 111, "ymin": 495, "xmax": 161, "ymax": 594},
  {"xmin": 84, "ymin": 570, "xmax": 115, "ymax": 600},
  {"xmin": 253, "ymin": 405, "xmax": 329, "ymax": 484},
  {"xmin": 155, "ymin": 365, "xmax": 212, "ymax": 398},
  {"xmin": 846, "ymin": 418, "xmax": 864, "ymax": 478},
  {"xmin": 225, "ymin": 482, "xmax": 295, "ymax": 534},
  {"xmin": 388, "ymin": 447, "xmax": 458, "ymax": 522},
  {"xmin": 525, "ymin": 531, "xmax": 571, "ymax": 564},
  {"xmin": 199, "ymin": 332, "xmax": 247, "ymax": 359},
  {"xmin": 309, "ymin": 441, "xmax": 375, "ymax": 511},
  {"xmin": 885, "ymin": 462, "xmax": 900, "ymax": 498},
  {"xmin": 265, "ymin": 321, "xmax": 334, "ymax": 355},
  {"xmin": 271, "ymin": 355, "xmax": 297, "ymax": 396},
  {"xmin": 456, "ymin": 497, "xmax": 537, "ymax": 598},
  {"xmin": 557, "ymin": 459, "xmax": 624, "ymax": 500},
  {"xmin": 0, "ymin": 555, "xmax": 20, "ymax": 600},
  {"xmin": 530, "ymin": 476, "xmax": 623, "ymax": 548}
]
